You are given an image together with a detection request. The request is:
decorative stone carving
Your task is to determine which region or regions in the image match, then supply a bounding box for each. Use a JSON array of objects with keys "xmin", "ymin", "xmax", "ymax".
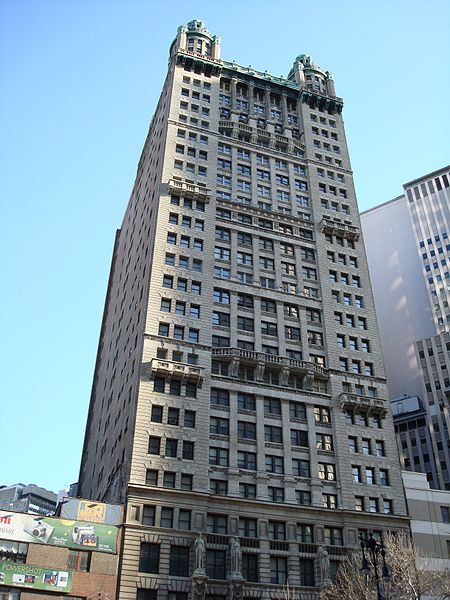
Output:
[
  {"xmin": 192, "ymin": 573, "xmax": 208, "ymax": 600},
  {"xmin": 230, "ymin": 356, "xmax": 240, "ymax": 378},
  {"xmin": 303, "ymin": 371, "xmax": 314, "ymax": 391},
  {"xmin": 193, "ymin": 532, "xmax": 206, "ymax": 574},
  {"xmin": 280, "ymin": 365, "xmax": 290, "ymax": 386},
  {"xmin": 255, "ymin": 360, "xmax": 265, "ymax": 381},
  {"xmin": 316, "ymin": 545, "xmax": 332, "ymax": 587},
  {"xmin": 229, "ymin": 576, "xmax": 244, "ymax": 600},
  {"xmin": 229, "ymin": 537, "xmax": 242, "ymax": 575}
]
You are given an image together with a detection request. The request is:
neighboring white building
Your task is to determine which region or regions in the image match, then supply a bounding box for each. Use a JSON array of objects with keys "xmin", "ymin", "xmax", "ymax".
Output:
[
  {"xmin": 402, "ymin": 470, "xmax": 450, "ymax": 572},
  {"xmin": 361, "ymin": 195, "xmax": 435, "ymax": 400},
  {"xmin": 361, "ymin": 167, "xmax": 450, "ymax": 491}
]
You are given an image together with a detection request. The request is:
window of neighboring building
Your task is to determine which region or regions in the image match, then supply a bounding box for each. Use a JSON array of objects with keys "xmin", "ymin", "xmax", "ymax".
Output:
[
  {"xmin": 0, "ymin": 540, "xmax": 28, "ymax": 563},
  {"xmin": 441, "ymin": 506, "xmax": 450, "ymax": 523}
]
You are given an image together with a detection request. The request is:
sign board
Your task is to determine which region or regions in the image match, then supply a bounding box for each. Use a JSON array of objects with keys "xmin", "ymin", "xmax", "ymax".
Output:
[
  {"xmin": 59, "ymin": 498, "xmax": 122, "ymax": 525},
  {"xmin": 0, "ymin": 561, "xmax": 73, "ymax": 592},
  {"xmin": 0, "ymin": 510, "xmax": 117, "ymax": 554}
]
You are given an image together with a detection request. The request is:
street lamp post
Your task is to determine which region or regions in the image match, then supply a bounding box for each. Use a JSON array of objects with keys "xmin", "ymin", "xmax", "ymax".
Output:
[{"xmin": 359, "ymin": 534, "xmax": 390, "ymax": 600}]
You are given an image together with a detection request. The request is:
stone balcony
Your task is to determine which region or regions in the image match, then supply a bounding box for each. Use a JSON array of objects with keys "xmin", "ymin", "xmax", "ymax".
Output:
[
  {"xmin": 149, "ymin": 358, "xmax": 204, "ymax": 387},
  {"xmin": 206, "ymin": 532, "xmax": 347, "ymax": 557},
  {"xmin": 168, "ymin": 178, "xmax": 211, "ymax": 202},
  {"xmin": 339, "ymin": 393, "xmax": 387, "ymax": 416},
  {"xmin": 212, "ymin": 347, "xmax": 328, "ymax": 390},
  {"xmin": 320, "ymin": 217, "xmax": 360, "ymax": 241}
]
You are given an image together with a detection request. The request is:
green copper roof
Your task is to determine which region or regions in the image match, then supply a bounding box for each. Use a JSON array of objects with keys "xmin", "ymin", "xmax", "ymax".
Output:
[{"xmin": 222, "ymin": 59, "xmax": 300, "ymax": 90}]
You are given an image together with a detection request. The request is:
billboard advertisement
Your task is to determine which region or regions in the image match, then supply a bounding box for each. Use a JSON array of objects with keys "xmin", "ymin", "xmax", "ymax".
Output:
[
  {"xmin": 0, "ymin": 561, "xmax": 73, "ymax": 592},
  {"xmin": 59, "ymin": 498, "xmax": 122, "ymax": 525},
  {"xmin": 0, "ymin": 510, "xmax": 117, "ymax": 554}
]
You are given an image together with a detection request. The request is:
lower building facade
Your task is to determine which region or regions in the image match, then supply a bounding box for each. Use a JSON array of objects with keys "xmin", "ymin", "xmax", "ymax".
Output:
[{"xmin": 118, "ymin": 485, "xmax": 409, "ymax": 600}]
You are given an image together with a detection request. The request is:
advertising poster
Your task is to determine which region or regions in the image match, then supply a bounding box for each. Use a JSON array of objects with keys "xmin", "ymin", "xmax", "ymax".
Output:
[
  {"xmin": 0, "ymin": 561, "xmax": 73, "ymax": 592},
  {"xmin": 0, "ymin": 510, "xmax": 117, "ymax": 553},
  {"xmin": 59, "ymin": 498, "xmax": 122, "ymax": 525}
]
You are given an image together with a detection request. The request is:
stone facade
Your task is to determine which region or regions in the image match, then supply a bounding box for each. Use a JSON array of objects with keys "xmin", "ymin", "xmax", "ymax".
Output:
[{"xmin": 78, "ymin": 20, "xmax": 409, "ymax": 600}]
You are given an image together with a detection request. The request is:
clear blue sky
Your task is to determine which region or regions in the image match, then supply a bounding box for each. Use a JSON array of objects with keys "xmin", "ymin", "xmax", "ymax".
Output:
[{"xmin": 1, "ymin": 0, "xmax": 449, "ymax": 493}]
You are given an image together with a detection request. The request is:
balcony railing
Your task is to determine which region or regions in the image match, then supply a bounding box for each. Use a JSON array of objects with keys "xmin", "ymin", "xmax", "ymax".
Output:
[
  {"xmin": 149, "ymin": 358, "xmax": 204, "ymax": 387},
  {"xmin": 321, "ymin": 217, "xmax": 360, "ymax": 241},
  {"xmin": 211, "ymin": 347, "xmax": 328, "ymax": 393},
  {"xmin": 339, "ymin": 392, "xmax": 386, "ymax": 416},
  {"xmin": 168, "ymin": 179, "xmax": 211, "ymax": 202}
]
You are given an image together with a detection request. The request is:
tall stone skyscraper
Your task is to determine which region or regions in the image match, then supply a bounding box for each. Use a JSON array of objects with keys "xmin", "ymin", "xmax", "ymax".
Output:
[{"xmin": 78, "ymin": 21, "xmax": 408, "ymax": 599}]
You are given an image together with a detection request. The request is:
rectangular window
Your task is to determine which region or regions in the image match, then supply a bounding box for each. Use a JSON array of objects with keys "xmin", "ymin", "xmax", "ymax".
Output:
[
  {"xmin": 67, "ymin": 549, "xmax": 90, "ymax": 572},
  {"xmin": 209, "ymin": 447, "xmax": 229, "ymax": 466},
  {"xmin": 206, "ymin": 549, "xmax": 226, "ymax": 579},
  {"xmin": 314, "ymin": 406, "xmax": 330, "ymax": 423},
  {"xmin": 239, "ymin": 517, "xmax": 257, "ymax": 538},
  {"xmin": 265, "ymin": 425, "xmax": 283, "ymax": 443},
  {"xmin": 318, "ymin": 463, "xmax": 335, "ymax": 481},
  {"xmin": 169, "ymin": 546, "xmax": 190, "ymax": 577},
  {"xmin": 293, "ymin": 459, "xmax": 310, "ymax": 478},
  {"xmin": 300, "ymin": 559, "xmax": 315, "ymax": 587},
  {"xmin": 142, "ymin": 505, "xmax": 155, "ymax": 526},
  {"xmin": 148, "ymin": 436, "xmax": 161, "ymax": 455},
  {"xmin": 211, "ymin": 388, "xmax": 229, "ymax": 406},
  {"xmin": 242, "ymin": 554, "xmax": 258, "ymax": 582},
  {"xmin": 183, "ymin": 440, "xmax": 194, "ymax": 460},
  {"xmin": 265, "ymin": 455, "xmax": 284, "ymax": 474},
  {"xmin": 238, "ymin": 450, "xmax": 257, "ymax": 470},
  {"xmin": 180, "ymin": 474, "xmax": 193, "ymax": 491},
  {"xmin": 379, "ymin": 469, "xmax": 390, "ymax": 486},
  {"xmin": 238, "ymin": 392, "xmax": 256, "ymax": 410},
  {"xmin": 270, "ymin": 557, "xmax": 287, "ymax": 585},
  {"xmin": 365, "ymin": 467, "xmax": 375, "ymax": 485},
  {"xmin": 145, "ymin": 469, "xmax": 158, "ymax": 486},
  {"xmin": 291, "ymin": 429, "xmax": 308, "ymax": 447},
  {"xmin": 239, "ymin": 482, "xmax": 256, "ymax": 499},
  {"xmin": 289, "ymin": 402, "xmax": 306, "ymax": 420},
  {"xmin": 139, "ymin": 543, "xmax": 160, "ymax": 573},
  {"xmin": 210, "ymin": 416, "xmax": 230, "ymax": 435},
  {"xmin": 207, "ymin": 514, "xmax": 228, "ymax": 534},
  {"xmin": 324, "ymin": 527, "xmax": 343, "ymax": 546},
  {"xmin": 238, "ymin": 421, "xmax": 257, "ymax": 440},
  {"xmin": 210, "ymin": 479, "xmax": 228, "ymax": 496}
]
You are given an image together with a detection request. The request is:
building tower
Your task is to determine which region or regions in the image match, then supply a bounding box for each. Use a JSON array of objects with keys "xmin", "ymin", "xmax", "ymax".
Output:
[
  {"xmin": 361, "ymin": 166, "xmax": 450, "ymax": 490},
  {"xmin": 78, "ymin": 21, "xmax": 409, "ymax": 599}
]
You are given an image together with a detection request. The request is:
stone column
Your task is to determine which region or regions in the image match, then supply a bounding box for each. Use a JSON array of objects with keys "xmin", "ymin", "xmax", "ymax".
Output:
[
  {"xmin": 230, "ymin": 77, "xmax": 238, "ymax": 111},
  {"xmin": 247, "ymin": 82, "xmax": 255, "ymax": 113},
  {"xmin": 211, "ymin": 35, "xmax": 221, "ymax": 60},
  {"xmin": 281, "ymin": 92, "xmax": 288, "ymax": 127}
]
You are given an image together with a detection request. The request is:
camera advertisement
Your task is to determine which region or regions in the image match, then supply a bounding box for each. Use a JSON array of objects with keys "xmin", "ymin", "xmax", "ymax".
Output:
[
  {"xmin": 0, "ymin": 510, "xmax": 117, "ymax": 553},
  {"xmin": 0, "ymin": 561, "xmax": 73, "ymax": 592}
]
